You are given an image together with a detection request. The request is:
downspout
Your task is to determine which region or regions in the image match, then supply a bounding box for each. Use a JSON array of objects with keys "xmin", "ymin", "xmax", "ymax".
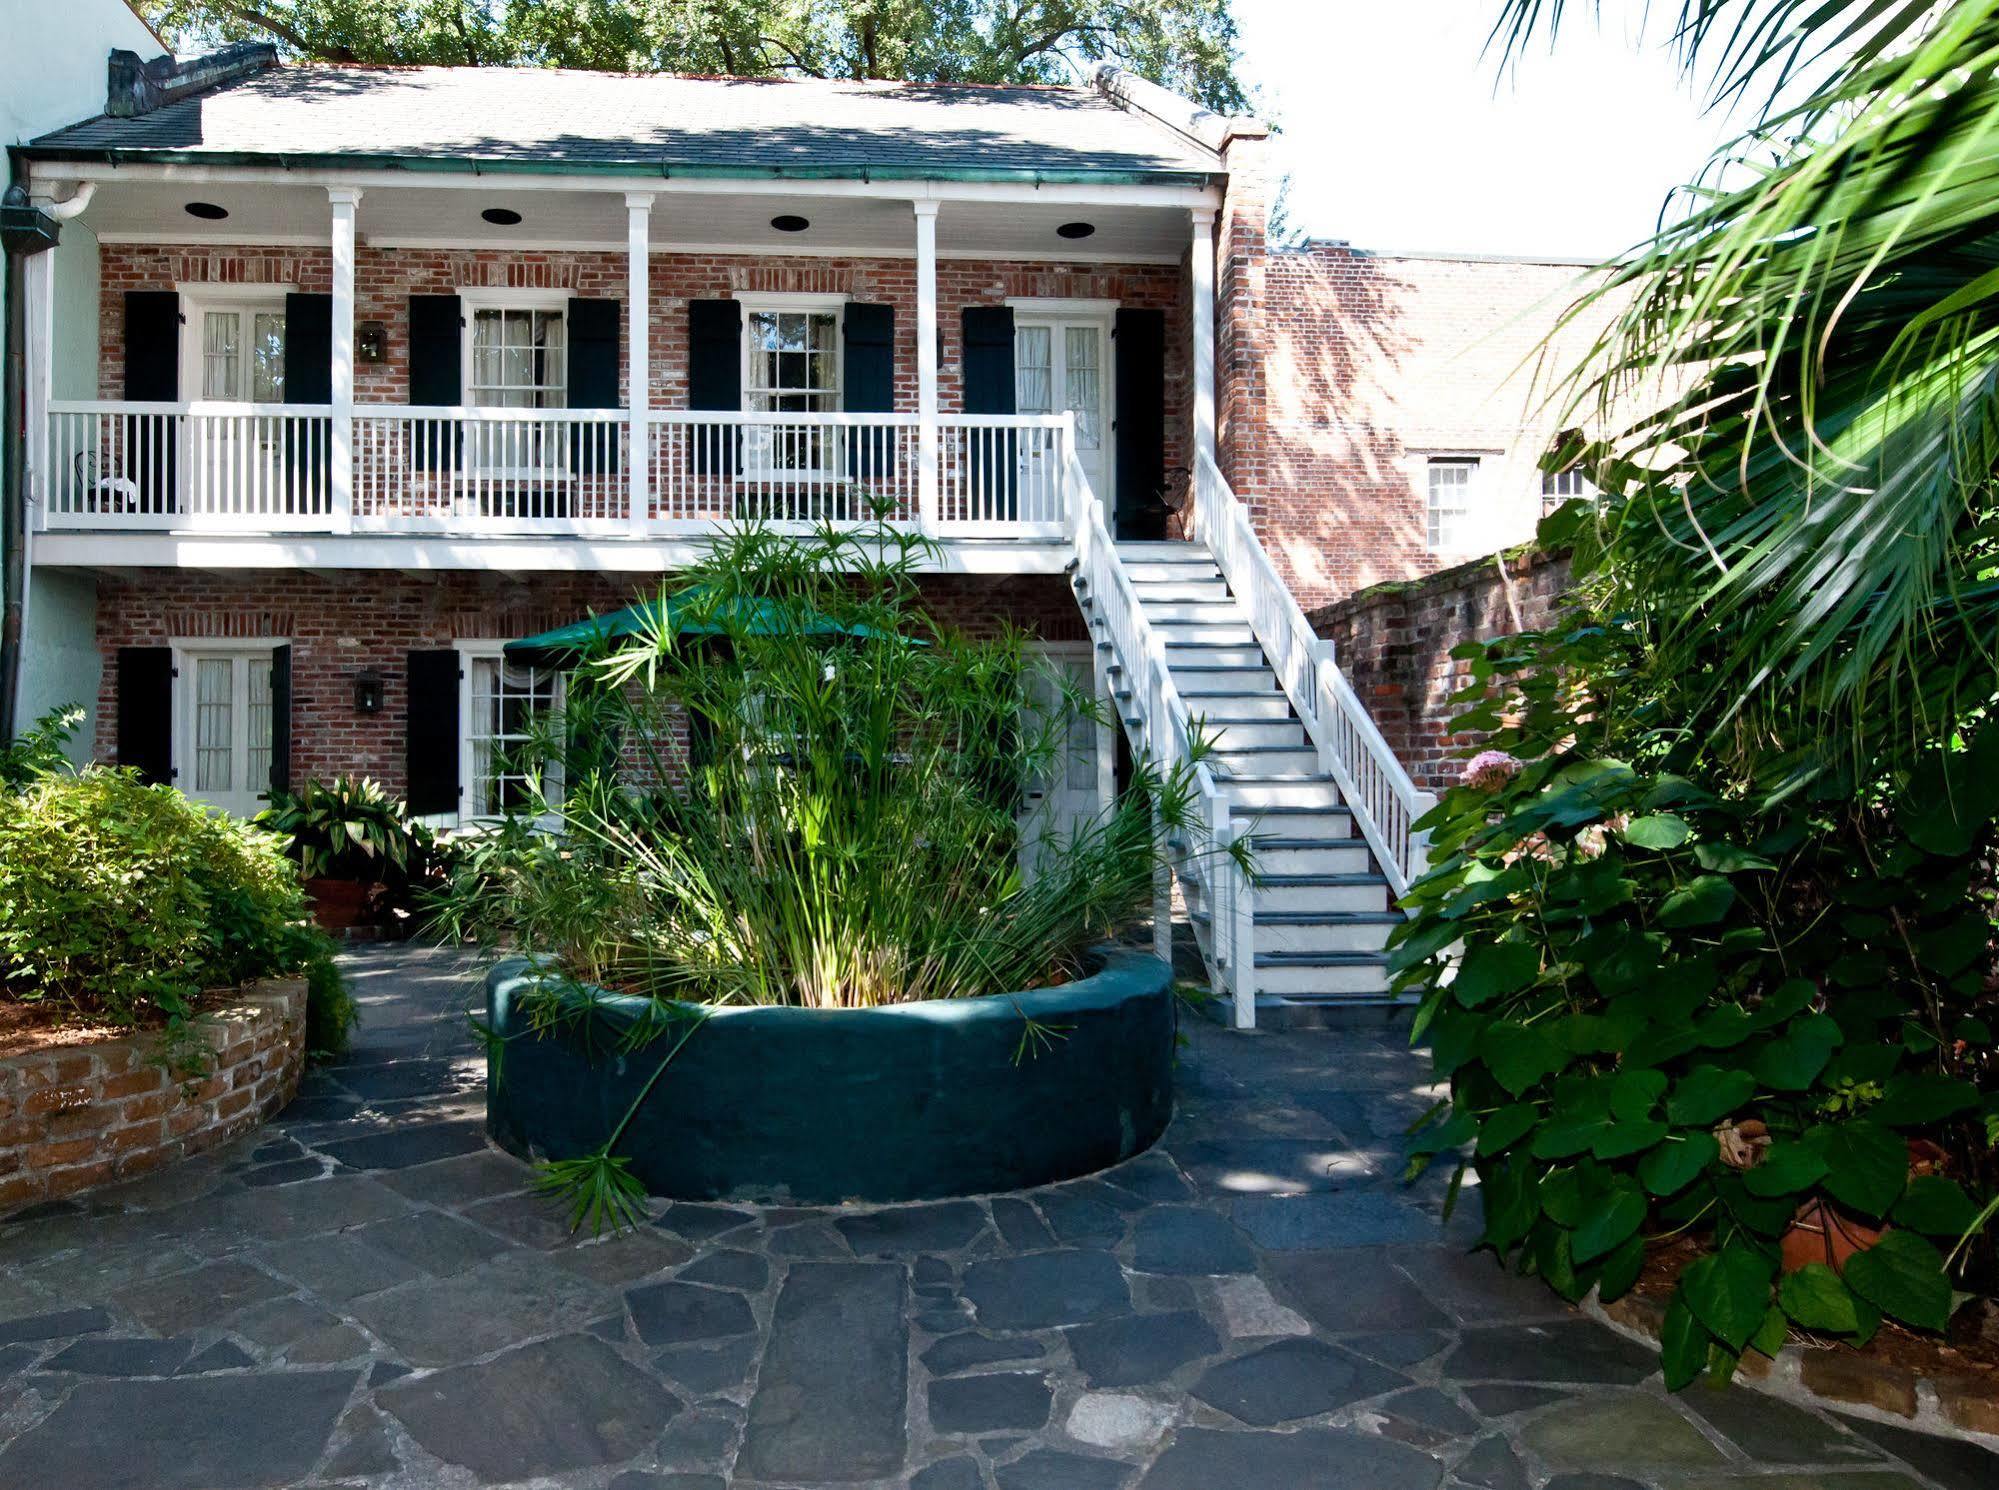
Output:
[{"xmin": 1, "ymin": 163, "xmax": 89, "ymax": 739}]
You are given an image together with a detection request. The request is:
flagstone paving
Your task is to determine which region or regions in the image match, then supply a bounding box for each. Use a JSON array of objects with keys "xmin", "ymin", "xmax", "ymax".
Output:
[{"xmin": 0, "ymin": 941, "xmax": 1993, "ymax": 1489}]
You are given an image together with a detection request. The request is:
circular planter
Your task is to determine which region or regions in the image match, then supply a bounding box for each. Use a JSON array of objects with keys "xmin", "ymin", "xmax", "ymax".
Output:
[{"xmin": 484, "ymin": 948, "xmax": 1175, "ymax": 1204}]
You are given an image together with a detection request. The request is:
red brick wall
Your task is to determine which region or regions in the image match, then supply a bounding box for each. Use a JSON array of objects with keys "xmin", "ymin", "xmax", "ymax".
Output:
[
  {"xmin": 1227, "ymin": 242, "xmax": 1607, "ymax": 611},
  {"xmin": 90, "ymin": 569, "xmax": 1083, "ymax": 788},
  {"xmin": 97, "ymin": 244, "xmax": 1192, "ymax": 503},
  {"xmin": 0, "ymin": 979, "xmax": 304, "ymax": 1215},
  {"xmin": 1308, "ymin": 547, "xmax": 1572, "ymax": 793}
]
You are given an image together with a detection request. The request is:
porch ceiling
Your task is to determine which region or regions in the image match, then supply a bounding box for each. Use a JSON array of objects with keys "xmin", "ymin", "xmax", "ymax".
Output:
[{"xmin": 76, "ymin": 179, "xmax": 1194, "ymax": 263}]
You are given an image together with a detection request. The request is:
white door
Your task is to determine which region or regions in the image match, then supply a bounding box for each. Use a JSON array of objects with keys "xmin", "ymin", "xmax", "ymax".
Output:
[
  {"xmin": 1015, "ymin": 316, "xmax": 1111, "ymax": 517},
  {"xmin": 189, "ymin": 303, "xmax": 288, "ymax": 513},
  {"xmin": 179, "ymin": 650, "xmax": 275, "ymax": 817},
  {"xmin": 1019, "ymin": 645, "xmax": 1104, "ymax": 883}
]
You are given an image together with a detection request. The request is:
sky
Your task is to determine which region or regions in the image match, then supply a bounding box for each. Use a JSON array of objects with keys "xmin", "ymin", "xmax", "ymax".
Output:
[{"xmin": 1231, "ymin": 0, "xmax": 1747, "ymax": 261}]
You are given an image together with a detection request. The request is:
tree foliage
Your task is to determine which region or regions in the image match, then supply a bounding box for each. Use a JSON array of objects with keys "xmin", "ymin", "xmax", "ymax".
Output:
[{"xmin": 135, "ymin": 0, "xmax": 1248, "ymax": 111}]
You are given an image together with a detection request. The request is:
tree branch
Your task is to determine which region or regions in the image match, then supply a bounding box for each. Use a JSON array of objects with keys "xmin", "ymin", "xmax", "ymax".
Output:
[
  {"xmin": 756, "ymin": 35, "xmax": 827, "ymax": 78},
  {"xmin": 217, "ymin": 1, "xmax": 354, "ymax": 62}
]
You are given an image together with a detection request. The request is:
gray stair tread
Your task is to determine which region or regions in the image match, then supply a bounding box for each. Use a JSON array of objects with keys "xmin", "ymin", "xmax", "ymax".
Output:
[
  {"xmin": 1255, "ymin": 950, "xmax": 1391, "ymax": 967},
  {"xmin": 1241, "ymin": 803, "xmax": 1353, "ymax": 815},
  {"xmin": 1256, "ymin": 871, "xmax": 1389, "ymax": 887}
]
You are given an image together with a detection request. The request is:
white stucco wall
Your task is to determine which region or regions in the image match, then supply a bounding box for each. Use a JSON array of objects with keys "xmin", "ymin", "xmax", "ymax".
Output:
[
  {"xmin": 5, "ymin": 0, "xmax": 157, "ymax": 745},
  {"xmin": 1, "ymin": 1, "xmax": 160, "ymax": 147}
]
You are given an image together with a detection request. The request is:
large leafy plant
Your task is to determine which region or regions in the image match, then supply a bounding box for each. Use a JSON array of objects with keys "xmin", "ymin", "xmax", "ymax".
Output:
[
  {"xmin": 1396, "ymin": 600, "xmax": 1998, "ymax": 1387},
  {"xmin": 259, "ymin": 775, "xmax": 435, "ymax": 883}
]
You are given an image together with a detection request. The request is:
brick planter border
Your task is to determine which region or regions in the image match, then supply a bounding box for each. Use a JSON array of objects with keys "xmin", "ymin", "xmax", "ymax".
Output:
[
  {"xmin": 0, "ymin": 978, "xmax": 307, "ymax": 1214},
  {"xmin": 1587, "ymin": 1285, "xmax": 1999, "ymax": 1447}
]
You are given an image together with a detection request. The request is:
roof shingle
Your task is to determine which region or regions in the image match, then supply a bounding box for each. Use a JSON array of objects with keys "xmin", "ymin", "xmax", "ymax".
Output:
[{"xmin": 29, "ymin": 65, "xmax": 1221, "ymax": 181}]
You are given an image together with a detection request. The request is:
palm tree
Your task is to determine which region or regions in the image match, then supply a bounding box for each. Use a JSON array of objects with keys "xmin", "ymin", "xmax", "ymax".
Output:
[{"xmin": 1500, "ymin": 2, "xmax": 1999, "ymax": 772}]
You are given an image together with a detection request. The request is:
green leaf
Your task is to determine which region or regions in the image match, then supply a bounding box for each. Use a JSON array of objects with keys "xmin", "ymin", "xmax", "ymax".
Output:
[
  {"xmin": 1811, "ymin": 1122, "xmax": 1909, "ymax": 1219},
  {"xmin": 1639, "ymin": 1131, "xmax": 1718, "ymax": 1196},
  {"xmin": 1871, "ymin": 1073, "xmax": 1981, "ymax": 1127},
  {"xmin": 1750, "ymin": 1303, "xmax": 1790, "ymax": 1358},
  {"xmin": 1695, "ymin": 1004, "xmax": 1754, "ymax": 1049},
  {"xmin": 1893, "ymin": 1175, "xmax": 1982, "ymax": 1236},
  {"xmin": 1680, "ymin": 1244, "xmax": 1776, "ymax": 1352},
  {"xmin": 1573, "ymin": 1176, "xmax": 1648, "ymax": 1263},
  {"xmin": 1610, "ymin": 1069, "xmax": 1668, "ymax": 1121},
  {"xmin": 1593, "ymin": 1119, "xmax": 1670, "ymax": 1160},
  {"xmin": 1476, "ymin": 1103, "xmax": 1541, "ymax": 1158},
  {"xmin": 1532, "ymin": 1116, "xmax": 1609, "ymax": 1160},
  {"xmin": 1479, "ymin": 1157, "xmax": 1541, "ymax": 1251},
  {"xmin": 1666, "ymin": 1066, "xmax": 1756, "ymax": 1126},
  {"xmin": 1479, "ymin": 1021, "xmax": 1569, "ymax": 1098},
  {"xmin": 1694, "ymin": 841, "xmax": 1776, "ymax": 873},
  {"xmin": 1843, "ymin": 1231, "xmax": 1953, "ymax": 1331},
  {"xmin": 1660, "ymin": 1295, "xmax": 1709, "ymax": 1390},
  {"xmin": 1753, "ymin": 1013, "xmax": 1843, "ymax": 1091},
  {"xmin": 1779, "ymin": 1263, "xmax": 1866, "ymax": 1334},
  {"xmin": 1595, "ymin": 1231, "xmax": 1646, "ymax": 1301},
  {"xmin": 1659, "ymin": 874, "xmax": 1737, "ymax": 928},
  {"xmin": 1624, "ymin": 814, "xmax": 1692, "ymax": 849},
  {"xmin": 1742, "ymin": 1141, "xmax": 1828, "ymax": 1198},
  {"xmin": 1453, "ymin": 941, "xmax": 1541, "ymax": 1008},
  {"xmin": 1749, "ymin": 979, "xmax": 1818, "ymax": 1030}
]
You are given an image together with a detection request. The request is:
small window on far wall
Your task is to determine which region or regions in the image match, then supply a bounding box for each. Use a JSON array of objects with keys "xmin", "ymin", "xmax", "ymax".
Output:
[
  {"xmin": 1426, "ymin": 458, "xmax": 1479, "ymax": 553},
  {"xmin": 1542, "ymin": 467, "xmax": 1599, "ymax": 514}
]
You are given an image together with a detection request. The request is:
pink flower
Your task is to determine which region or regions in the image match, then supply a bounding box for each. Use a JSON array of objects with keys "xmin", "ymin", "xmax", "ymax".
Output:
[{"xmin": 1462, "ymin": 750, "xmax": 1522, "ymax": 793}]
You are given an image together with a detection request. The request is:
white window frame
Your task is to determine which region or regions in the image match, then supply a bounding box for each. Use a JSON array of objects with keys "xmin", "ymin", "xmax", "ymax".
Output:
[
  {"xmin": 735, "ymin": 292, "xmax": 847, "ymax": 481},
  {"xmin": 1542, "ymin": 466, "xmax": 1600, "ymax": 513},
  {"xmin": 168, "ymin": 636, "xmax": 287, "ymax": 816},
  {"xmin": 454, "ymin": 640, "xmax": 566, "ymax": 822},
  {"xmin": 177, "ymin": 284, "xmax": 292, "ymax": 407},
  {"xmin": 1422, "ymin": 454, "xmax": 1485, "ymax": 556},
  {"xmin": 457, "ymin": 288, "xmax": 573, "ymax": 483}
]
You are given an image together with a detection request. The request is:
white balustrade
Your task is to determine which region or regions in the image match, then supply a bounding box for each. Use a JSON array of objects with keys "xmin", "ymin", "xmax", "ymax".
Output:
[
  {"xmin": 1192, "ymin": 449, "xmax": 1439, "ymax": 898},
  {"xmin": 935, "ymin": 415, "xmax": 1069, "ymax": 536},
  {"xmin": 644, "ymin": 411, "xmax": 920, "ymax": 529}
]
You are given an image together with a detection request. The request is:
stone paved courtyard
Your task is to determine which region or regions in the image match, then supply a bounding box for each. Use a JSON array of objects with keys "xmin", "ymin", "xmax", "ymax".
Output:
[{"xmin": 0, "ymin": 944, "xmax": 1995, "ymax": 1489}]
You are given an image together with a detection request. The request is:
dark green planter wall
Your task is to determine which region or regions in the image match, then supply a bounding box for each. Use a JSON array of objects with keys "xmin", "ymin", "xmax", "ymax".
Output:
[{"xmin": 484, "ymin": 949, "xmax": 1176, "ymax": 1205}]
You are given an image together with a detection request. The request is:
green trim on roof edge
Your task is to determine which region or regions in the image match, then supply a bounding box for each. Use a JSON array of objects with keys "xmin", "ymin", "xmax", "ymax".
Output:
[{"xmin": 17, "ymin": 145, "xmax": 1222, "ymax": 189}]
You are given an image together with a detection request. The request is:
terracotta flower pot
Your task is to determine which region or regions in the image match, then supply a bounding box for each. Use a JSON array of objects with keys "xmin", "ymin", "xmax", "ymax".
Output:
[
  {"xmin": 305, "ymin": 877, "xmax": 375, "ymax": 931},
  {"xmin": 1777, "ymin": 1138, "xmax": 1951, "ymax": 1274}
]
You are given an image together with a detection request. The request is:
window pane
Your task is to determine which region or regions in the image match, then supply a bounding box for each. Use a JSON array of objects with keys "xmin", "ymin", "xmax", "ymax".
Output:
[
  {"xmin": 202, "ymin": 312, "xmax": 240, "ymax": 400},
  {"xmin": 195, "ymin": 657, "xmax": 233, "ymax": 792},
  {"xmin": 245, "ymin": 657, "xmax": 273, "ymax": 796},
  {"xmin": 1015, "ymin": 327, "xmax": 1053, "ymax": 415},
  {"xmin": 467, "ymin": 655, "xmax": 560, "ymax": 815},
  {"xmin": 1427, "ymin": 460, "xmax": 1477, "ymax": 551},
  {"xmin": 251, "ymin": 313, "xmax": 286, "ymax": 402},
  {"xmin": 1065, "ymin": 326, "xmax": 1103, "ymax": 450}
]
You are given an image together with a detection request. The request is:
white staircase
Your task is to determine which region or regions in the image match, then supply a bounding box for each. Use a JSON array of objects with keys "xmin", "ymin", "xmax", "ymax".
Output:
[{"xmin": 1061, "ymin": 437, "xmax": 1438, "ymax": 1028}]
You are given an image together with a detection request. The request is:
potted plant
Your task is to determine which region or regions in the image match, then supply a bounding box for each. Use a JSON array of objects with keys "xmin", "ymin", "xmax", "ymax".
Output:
[{"xmin": 259, "ymin": 776, "xmax": 434, "ymax": 931}]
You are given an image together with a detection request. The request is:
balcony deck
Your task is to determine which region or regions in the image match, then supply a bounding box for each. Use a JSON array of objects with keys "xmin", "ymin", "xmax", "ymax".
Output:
[{"xmin": 35, "ymin": 404, "xmax": 1078, "ymax": 569}]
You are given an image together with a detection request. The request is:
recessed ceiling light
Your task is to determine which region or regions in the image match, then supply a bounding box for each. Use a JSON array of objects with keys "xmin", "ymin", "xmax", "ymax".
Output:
[
  {"xmin": 1056, "ymin": 221, "xmax": 1096, "ymax": 240},
  {"xmin": 770, "ymin": 214, "xmax": 810, "ymax": 233},
  {"xmin": 184, "ymin": 202, "xmax": 228, "ymax": 221},
  {"xmin": 482, "ymin": 207, "xmax": 523, "ymax": 226}
]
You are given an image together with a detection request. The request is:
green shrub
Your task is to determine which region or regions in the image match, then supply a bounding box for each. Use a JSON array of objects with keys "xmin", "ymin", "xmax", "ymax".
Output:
[
  {"xmin": 0, "ymin": 769, "xmax": 314, "ymax": 1024},
  {"xmin": 1396, "ymin": 607, "xmax": 1998, "ymax": 1388},
  {"xmin": 0, "ymin": 705, "xmax": 84, "ymax": 789},
  {"xmin": 259, "ymin": 775, "xmax": 437, "ymax": 884},
  {"xmin": 303, "ymin": 945, "xmax": 358, "ymax": 1058}
]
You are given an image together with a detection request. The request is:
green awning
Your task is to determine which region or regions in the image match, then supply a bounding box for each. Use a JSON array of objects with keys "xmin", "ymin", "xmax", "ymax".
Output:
[{"xmin": 505, "ymin": 585, "xmax": 895, "ymax": 663}]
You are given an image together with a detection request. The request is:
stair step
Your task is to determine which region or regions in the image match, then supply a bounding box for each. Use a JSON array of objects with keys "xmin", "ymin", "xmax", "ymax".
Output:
[
  {"xmin": 1194, "ymin": 911, "xmax": 1398, "ymax": 955},
  {"xmin": 1165, "ymin": 644, "xmax": 1267, "ymax": 668},
  {"xmin": 1130, "ymin": 580, "xmax": 1232, "ymax": 603},
  {"xmin": 1154, "ymin": 621, "xmax": 1258, "ymax": 646},
  {"xmin": 1254, "ymin": 951, "xmax": 1393, "ymax": 999},
  {"xmin": 1215, "ymin": 747, "xmax": 1321, "ymax": 777},
  {"xmin": 1231, "ymin": 804, "xmax": 1356, "ymax": 839},
  {"xmin": 1255, "ymin": 876, "xmax": 1394, "ymax": 914},
  {"xmin": 1174, "ymin": 668, "xmax": 1282, "ymax": 695},
  {"xmin": 1137, "ymin": 600, "xmax": 1251, "ymax": 624},
  {"xmin": 1223, "ymin": 779, "xmax": 1344, "ymax": 810},
  {"xmin": 1124, "ymin": 561, "xmax": 1224, "ymax": 584},
  {"xmin": 1181, "ymin": 695, "xmax": 1296, "ymax": 721},
  {"xmin": 1191, "ymin": 720, "xmax": 1309, "ymax": 750},
  {"xmin": 1244, "ymin": 840, "xmax": 1376, "ymax": 876}
]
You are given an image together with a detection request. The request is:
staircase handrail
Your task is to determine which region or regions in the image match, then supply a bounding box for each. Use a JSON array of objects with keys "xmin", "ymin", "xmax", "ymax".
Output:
[
  {"xmin": 1065, "ymin": 441, "xmax": 1257, "ymax": 1027},
  {"xmin": 1192, "ymin": 450, "xmax": 1439, "ymax": 900}
]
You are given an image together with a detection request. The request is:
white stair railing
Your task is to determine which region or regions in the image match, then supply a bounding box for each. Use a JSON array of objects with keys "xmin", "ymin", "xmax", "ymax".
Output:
[
  {"xmin": 1065, "ymin": 432, "xmax": 1257, "ymax": 1027},
  {"xmin": 1192, "ymin": 450, "xmax": 1439, "ymax": 900}
]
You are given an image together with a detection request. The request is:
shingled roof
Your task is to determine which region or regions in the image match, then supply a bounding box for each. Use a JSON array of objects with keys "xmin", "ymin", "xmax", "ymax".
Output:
[{"xmin": 27, "ymin": 64, "xmax": 1224, "ymax": 183}]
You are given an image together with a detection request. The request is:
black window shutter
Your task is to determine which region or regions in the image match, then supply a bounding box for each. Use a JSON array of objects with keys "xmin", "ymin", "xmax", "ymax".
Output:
[
  {"xmin": 1114, "ymin": 307, "xmax": 1168, "ymax": 542},
  {"xmin": 842, "ymin": 302, "xmax": 895, "ymax": 480},
  {"xmin": 566, "ymin": 297, "xmax": 622, "ymax": 475},
  {"xmin": 405, "ymin": 649, "xmax": 461, "ymax": 815},
  {"xmin": 687, "ymin": 298, "xmax": 741, "ymax": 475},
  {"xmin": 961, "ymin": 307, "xmax": 1018, "ymax": 516},
  {"xmin": 408, "ymin": 295, "xmax": 463, "ymax": 472},
  {"xmin": 122, "ymin": 291, "xmax": 180, "ymax": 511},
  {"xmin": 283, "ymin": 293, "xmax": 332, "ymax": 512},
  {"xmin": 116, "ymin": 646, "xmax": 173, "ymax": 787},
  {"xmin": 268, "ymin": 644, "xmax": 292, "ymax": 799}
]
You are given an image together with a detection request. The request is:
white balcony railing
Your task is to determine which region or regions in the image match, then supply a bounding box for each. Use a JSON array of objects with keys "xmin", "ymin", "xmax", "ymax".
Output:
[{"xmin": 40, "ymin": 402, "xmax": 1072, "ymax": 542}]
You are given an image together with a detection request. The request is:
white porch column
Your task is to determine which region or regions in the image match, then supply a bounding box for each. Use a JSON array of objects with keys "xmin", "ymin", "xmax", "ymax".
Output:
[
  {"xmin": 913, "ymin": 200, "xmax": 941, "ymax": 531},
  {"xmin": 23, "ymin": 249, "xmax": 56, "ymax": 537},
  {"xmin": 1189, "ymin": 207, "xmax": 1218, "ymax": 480},
  {"xmin": 625, "ymin": 192, "xmax": 654, "ymax": 536},
  {"xmin": 327, "ymin": 187, "xmax": 362, "ymax": 535}
]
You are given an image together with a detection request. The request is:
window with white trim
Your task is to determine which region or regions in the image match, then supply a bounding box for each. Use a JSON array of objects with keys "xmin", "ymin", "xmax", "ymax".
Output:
[
  {"xmin": 462, "ymin": 293, "xmax": 568, "ymax": 477},
  {"xmin": 1426, "ymin": 458, "xmax": 1480, "ymax": 553},
  {"xmin": 740, "ymin": 296, "xmax": 843, "ymax": 478},
  {"xmin": 459, "ymin": 645, "xmax": 563, "ymax": 818}
]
